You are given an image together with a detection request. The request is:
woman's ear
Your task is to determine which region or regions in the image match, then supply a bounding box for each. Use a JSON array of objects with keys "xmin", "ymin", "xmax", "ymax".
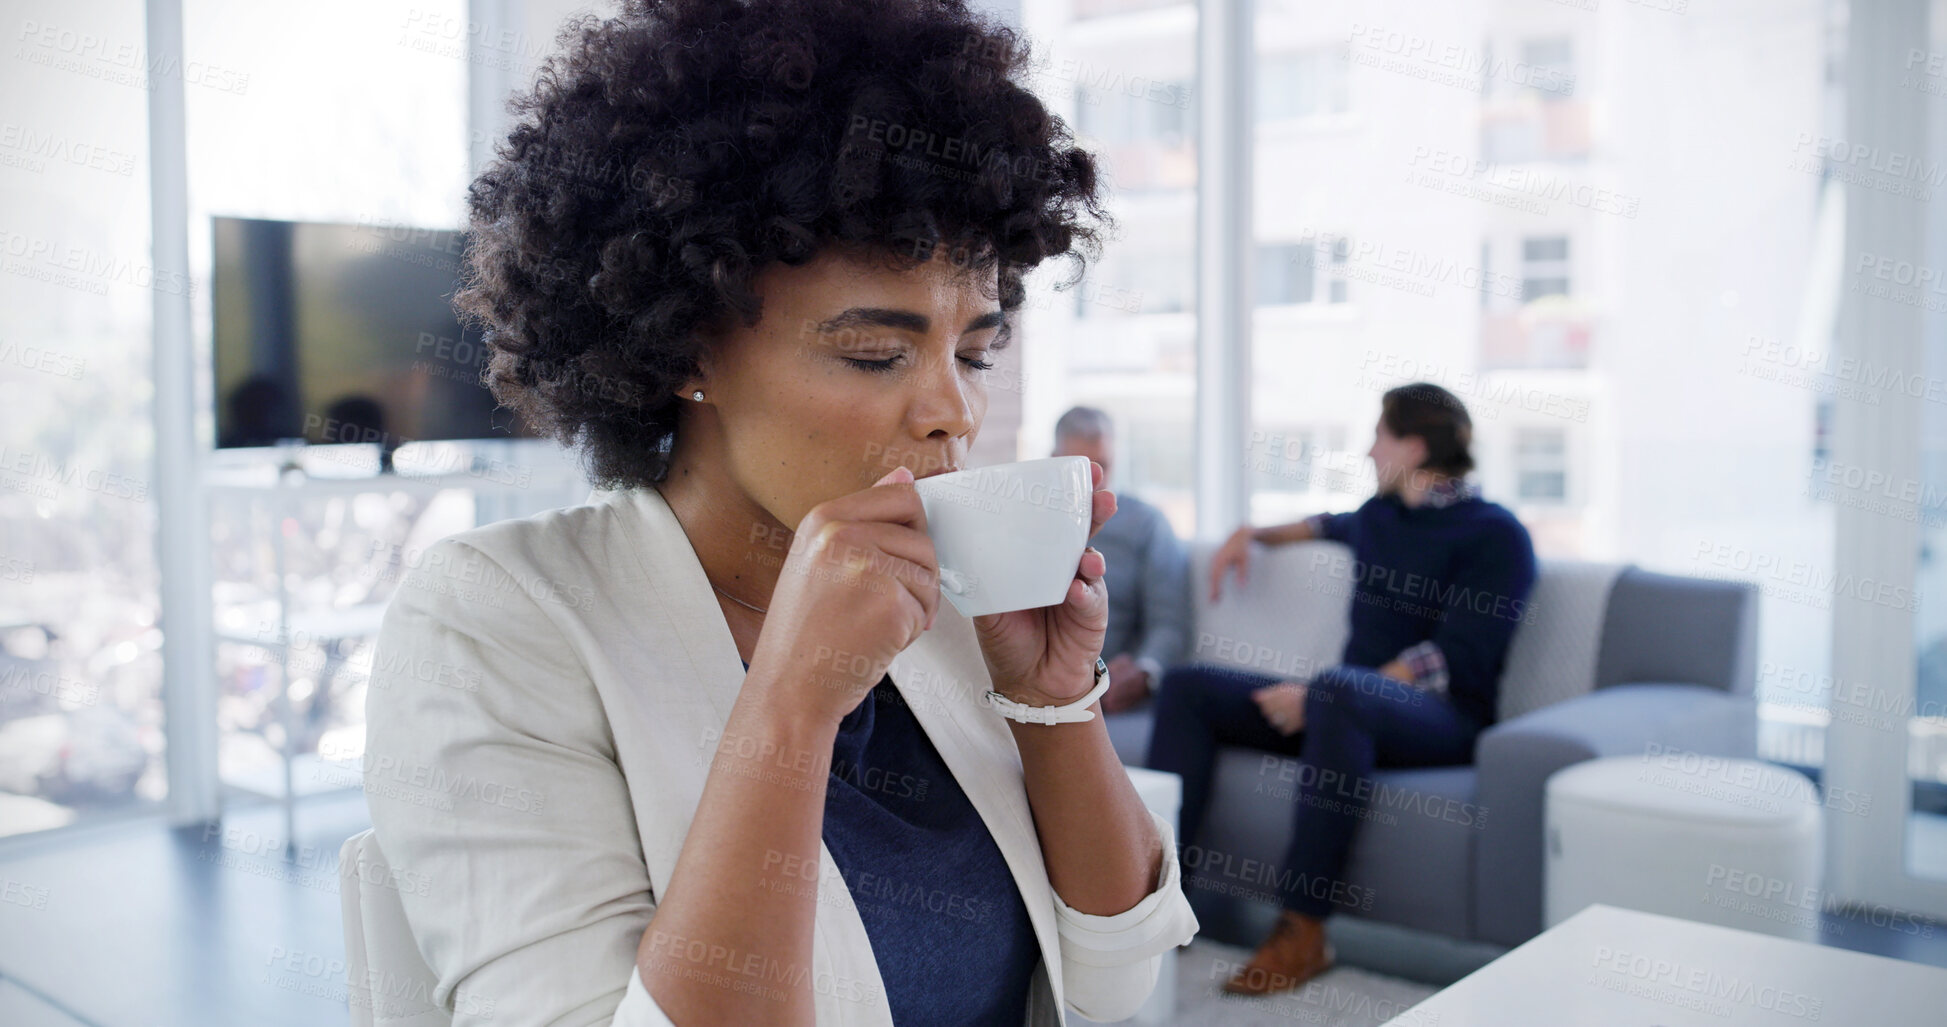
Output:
[{"xmin": 678, "ymin": 331, "xmax": 721, "ymax": 403}]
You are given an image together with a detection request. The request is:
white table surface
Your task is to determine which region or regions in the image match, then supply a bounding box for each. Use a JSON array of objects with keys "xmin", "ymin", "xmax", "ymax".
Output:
[{"xmin": 1382, "ymin": 903, "xmax": 1947, "ymax": 1026}]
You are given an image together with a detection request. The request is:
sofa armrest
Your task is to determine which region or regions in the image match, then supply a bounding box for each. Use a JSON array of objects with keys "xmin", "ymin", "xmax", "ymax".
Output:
[
  {"xmin": 1595, "ymin": 569, "xmax": 1759, "ymax": 696},
  {"xmin": 1469, "ymin": 683, "xmax": 1758, "ymax": 946}
]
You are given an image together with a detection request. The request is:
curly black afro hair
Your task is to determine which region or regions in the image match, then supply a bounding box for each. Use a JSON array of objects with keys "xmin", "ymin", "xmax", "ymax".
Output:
[{"xmin": 453, "ymin": 0, "xmax": 1112, "ymax": 490}]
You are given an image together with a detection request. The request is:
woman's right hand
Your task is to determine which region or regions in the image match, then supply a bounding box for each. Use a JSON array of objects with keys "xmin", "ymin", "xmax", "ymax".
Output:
[
  {"xmin": 1207, "ymin": 524, "xmax": 1256, "ymax": 603},
  {"xmin": 744, "ymin": 465, "xmax": 941, "ymax": 726}
]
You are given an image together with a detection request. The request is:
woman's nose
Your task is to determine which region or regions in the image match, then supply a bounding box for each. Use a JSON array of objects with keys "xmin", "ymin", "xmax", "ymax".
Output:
[{"xmin": 913, "ymin": 350, "xmax": 976, "ymax": 439}]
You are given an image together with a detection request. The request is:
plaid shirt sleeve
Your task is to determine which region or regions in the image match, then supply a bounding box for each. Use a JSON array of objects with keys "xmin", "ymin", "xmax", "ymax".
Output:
[{"xmin": 1393, "ymin": 640, "xmax": 1449, "ymax": 695}]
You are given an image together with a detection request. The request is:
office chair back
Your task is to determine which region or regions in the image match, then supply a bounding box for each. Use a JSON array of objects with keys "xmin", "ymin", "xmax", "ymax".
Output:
[{"xmin": 339, "ymin": 827, "xmax": 452, "ymax": 1026}]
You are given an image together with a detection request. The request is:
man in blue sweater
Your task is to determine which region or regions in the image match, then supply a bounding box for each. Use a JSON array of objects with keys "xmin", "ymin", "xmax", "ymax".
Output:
[{"xmin": 1146, "ymin": 382, "xmax": 1537, "ymax": 994}]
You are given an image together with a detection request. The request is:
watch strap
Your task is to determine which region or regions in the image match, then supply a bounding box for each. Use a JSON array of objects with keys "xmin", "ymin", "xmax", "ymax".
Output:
[{"xmin": 985, "ymin": 657, "xmax": 1111, "ymax": 725}]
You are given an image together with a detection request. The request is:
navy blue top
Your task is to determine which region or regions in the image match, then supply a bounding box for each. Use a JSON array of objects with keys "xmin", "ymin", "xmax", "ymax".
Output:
[
  {"xmin": 742, "ymin": 660, "xmax": 1041, "ymax": 1024},
  {"xmin": 1313, "ymin": 492, "xmax": 1537, "ymax": 725}
]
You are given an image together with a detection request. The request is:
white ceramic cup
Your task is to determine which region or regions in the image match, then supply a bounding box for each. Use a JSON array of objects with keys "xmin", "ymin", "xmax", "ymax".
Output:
[{"xmin": 911, "ymin": 455, "xmax": 1092, "ymax": 618}]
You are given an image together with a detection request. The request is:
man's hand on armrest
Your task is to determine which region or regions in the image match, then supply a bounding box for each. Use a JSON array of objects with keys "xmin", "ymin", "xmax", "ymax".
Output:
[{"xmin": 1208, "ymin": 520, "xmax": 1318, "ymax": 603}]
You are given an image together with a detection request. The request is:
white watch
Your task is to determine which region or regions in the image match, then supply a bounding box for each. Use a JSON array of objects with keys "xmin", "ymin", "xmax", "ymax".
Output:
[{"xmin": 985, "ymin": 657, "xmax": 1112, "ymax": 725}]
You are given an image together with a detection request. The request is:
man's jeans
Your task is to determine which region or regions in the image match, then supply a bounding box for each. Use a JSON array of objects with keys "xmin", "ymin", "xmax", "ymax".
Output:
[{"xmin": 1145, "ymin": 663, "xmax": 1484, "ymax": 918}]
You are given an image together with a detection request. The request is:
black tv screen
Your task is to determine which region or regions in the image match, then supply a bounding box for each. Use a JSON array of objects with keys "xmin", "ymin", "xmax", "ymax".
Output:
[{"xmin": 211, "ymin": 215, "xmax": 535, "ymax": 450}]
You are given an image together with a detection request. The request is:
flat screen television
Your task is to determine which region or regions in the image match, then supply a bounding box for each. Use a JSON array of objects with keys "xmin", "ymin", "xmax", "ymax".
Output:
[{"xmin": 211, "ymin": 215, "xmax": 536, "ymax": 455}]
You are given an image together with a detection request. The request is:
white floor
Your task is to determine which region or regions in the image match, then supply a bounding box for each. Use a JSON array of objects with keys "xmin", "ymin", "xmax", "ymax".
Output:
[{"xmin": 1097, "ymin": 938, "xmax": 1438, "ymax": 1027}]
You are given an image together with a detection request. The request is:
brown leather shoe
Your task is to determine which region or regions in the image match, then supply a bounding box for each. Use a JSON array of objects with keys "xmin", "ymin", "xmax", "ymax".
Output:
[{"xmin": 1222, "ymin": 910, "xmax": 1335, "ymax": 995}]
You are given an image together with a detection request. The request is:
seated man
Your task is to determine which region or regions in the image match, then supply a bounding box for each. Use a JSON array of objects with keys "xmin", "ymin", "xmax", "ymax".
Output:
[
  {"xmin": 1051, "ymin": 406, "xmax": 1189, "ymax": 729},
  {"xmin": 1146, "ymin": 382, "xmax": 1536, "ymax": 994}
]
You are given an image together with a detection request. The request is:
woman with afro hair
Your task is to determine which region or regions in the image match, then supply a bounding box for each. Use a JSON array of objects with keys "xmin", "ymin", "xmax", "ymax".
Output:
[{"xmin": 360, "ymin": 1, "xmax": 1199, "ymax": 1024}]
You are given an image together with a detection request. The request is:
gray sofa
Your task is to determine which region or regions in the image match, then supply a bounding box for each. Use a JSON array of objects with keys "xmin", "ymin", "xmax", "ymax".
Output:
[{"xmin": 1105, "ymin": 539, "xmax": 1758, "ymax": 949}]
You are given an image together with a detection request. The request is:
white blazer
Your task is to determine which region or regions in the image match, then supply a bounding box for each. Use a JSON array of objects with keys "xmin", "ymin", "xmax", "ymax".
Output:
[{"xmin": 362, "ymin": 484, "xmax": 1199, "ymax": 1025}]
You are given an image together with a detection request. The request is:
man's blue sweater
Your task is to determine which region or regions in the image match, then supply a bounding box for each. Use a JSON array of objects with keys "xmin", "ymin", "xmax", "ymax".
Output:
[{"xmin": 1313, "ymin": 490, "xmax": 1538, "ymax": 725}]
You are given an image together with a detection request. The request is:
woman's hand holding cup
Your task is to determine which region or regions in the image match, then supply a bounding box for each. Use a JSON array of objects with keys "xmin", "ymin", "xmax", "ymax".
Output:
[
  {"xmin": 970, "ymin": 460, "xmax": 1117, "ymax": 708},
  {"xmin": 743, "ymin": 465, "xmax": 940, "ymax": 728}
]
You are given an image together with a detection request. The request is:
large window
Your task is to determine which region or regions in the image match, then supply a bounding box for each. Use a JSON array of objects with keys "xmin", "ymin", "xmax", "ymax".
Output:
[
  {"xmin": 182, "ymin": 0, "xmax": 485, "ymax": 808},
  {"xmin": 1250, "ymin": 8, "xmax": 1489, "ymax": 528},
  {"xmin": 1, "ymin": 0, "xmax": 166, "ymax": 836},
  {"xmin": 1231, "ymin": 0, "xmax": 1836, "ymax": 773},
  {"xmin": 1020, "ymin": 1, "xmax": 1199, "ymax": 535},
  {"xmin": 0, "ymin": 0, "xmax": 533, "ymax": 841}
]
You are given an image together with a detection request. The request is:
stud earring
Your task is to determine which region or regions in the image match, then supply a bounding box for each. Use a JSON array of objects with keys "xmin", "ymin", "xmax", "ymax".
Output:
[{"xmin": 691, "ymin": 390, "xmax": 704, "ymax": 401}]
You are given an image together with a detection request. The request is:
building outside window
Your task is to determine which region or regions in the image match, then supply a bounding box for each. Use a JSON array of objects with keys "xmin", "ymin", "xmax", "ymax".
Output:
[
  {"xmin": 1256, "ymin": 46, "xmax": 1350, "ymax": 123},
  {"xmin": 1255, "ymin": 236, "xmax": 1348, "ymax": 307},
  {"xmin": 1514, "ymin": 427, "xmax": 1569, "ymax": 503},
  {"xmin": 1521, "ymin": 236, "xmax": 1571, "ymax": 301},
  {"xmin": 1520, "ymin": 36, "xmax": 1575, "ymax": 102}
]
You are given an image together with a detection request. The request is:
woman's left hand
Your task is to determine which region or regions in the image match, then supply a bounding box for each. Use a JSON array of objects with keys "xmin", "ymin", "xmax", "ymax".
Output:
[{"xmin": 971, "ymin": 460, "xmax": 1116, "ymax": 706}]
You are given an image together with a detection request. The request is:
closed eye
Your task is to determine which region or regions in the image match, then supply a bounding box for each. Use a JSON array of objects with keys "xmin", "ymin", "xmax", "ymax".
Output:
[
  {"xmin": 844, "ymin": 354, "xmax": 995, "ymax": 373},
  {"xmin": 844, "ymin": 356, "xmax": 901, "ymax": 374}
]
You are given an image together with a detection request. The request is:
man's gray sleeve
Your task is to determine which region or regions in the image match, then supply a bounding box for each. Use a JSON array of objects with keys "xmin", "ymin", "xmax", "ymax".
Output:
[{"xmin": 1135, "ymin": 509, "xmax": 1191, "ymax": 678}]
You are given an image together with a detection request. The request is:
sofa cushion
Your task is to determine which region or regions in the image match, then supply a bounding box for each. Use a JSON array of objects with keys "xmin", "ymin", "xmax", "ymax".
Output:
[
  {"xmin": 1180, "ymin": 748, "xmax": 1479, "ymax": 941},
  {"xmin": 1343, "ymin": 765, "xmax": 1482, "ymax": 937},
  {"xmin": 1494, "ymin": 560, "xmax": 1625, "ymax": 722},
  {"xmin": 1104, "ymin": 701, "xmax": 1156, "ymax": 766},
  {"xmin": 1187, "ymin": 539, "xmax": 1621, "ymax": 723},
  {"xmin": 1187, "ymin": 539, "xmax": 1350, "ymax": 680}
]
